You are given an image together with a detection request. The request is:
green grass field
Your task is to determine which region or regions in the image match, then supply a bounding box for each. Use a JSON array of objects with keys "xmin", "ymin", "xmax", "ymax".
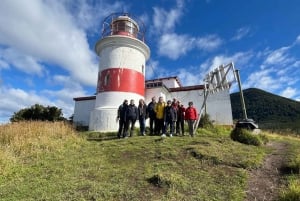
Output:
[{"xmin": 0, "ymin": 122, "xmax": 299, "ymax": 201}]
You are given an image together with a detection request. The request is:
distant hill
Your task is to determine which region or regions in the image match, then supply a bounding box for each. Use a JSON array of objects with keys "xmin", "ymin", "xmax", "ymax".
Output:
[{"xmin": 230, "ymin": 88, "xmax": 300, "ymax": 132}]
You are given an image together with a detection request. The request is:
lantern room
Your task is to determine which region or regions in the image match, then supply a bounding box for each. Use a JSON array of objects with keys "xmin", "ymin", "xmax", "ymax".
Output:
[
  {"xmin": 111, "ymin": 15, "xmax": 139, "ymax": 38},
  {"xmin": 101, "ymin": 12, "xmax": 146, "ymax": 42}
]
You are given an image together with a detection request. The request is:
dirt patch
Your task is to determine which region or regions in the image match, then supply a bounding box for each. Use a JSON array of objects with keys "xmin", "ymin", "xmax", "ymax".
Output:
[{"xmin": 245, "ymin": 141, "xmax": 288, "ymax": 201}]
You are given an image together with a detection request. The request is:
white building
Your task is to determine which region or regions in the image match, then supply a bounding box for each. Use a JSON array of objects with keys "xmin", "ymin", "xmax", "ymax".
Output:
[{"xmin": 73, "ymin": 76, "xmax": 233, "ymax": 131}]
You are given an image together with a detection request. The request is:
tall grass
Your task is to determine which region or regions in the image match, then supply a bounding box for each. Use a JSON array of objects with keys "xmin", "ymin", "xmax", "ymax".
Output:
[{"xmin": 0, "ymin": 121, "xmax": 80, "ymax": 155}]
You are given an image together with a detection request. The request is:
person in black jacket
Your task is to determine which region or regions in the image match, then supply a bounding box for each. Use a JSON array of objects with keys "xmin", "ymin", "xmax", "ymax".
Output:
[
  {"xmin": 162, "ymin": 100, "xmax": 177, "ymax": 137},
  {"xmin": 124, "ymin": 99, "xmax": 138, "ymax": 137},
  {"xmin": 147, "ymin": 96, "xmax": 156, "ymax": 135},
  {"xmin": 117, "ymin": 99, "xmax": 128, "ymax": 138},
  {"xmin": 138, "ymin": 99, "xmax": 147, "ymax": 136}
]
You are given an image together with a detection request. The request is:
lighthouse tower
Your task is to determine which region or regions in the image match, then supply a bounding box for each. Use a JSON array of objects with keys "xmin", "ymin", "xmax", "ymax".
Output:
[{"xmin": 89, "ymin": 13, "xmax": 150, "ymax": 131}]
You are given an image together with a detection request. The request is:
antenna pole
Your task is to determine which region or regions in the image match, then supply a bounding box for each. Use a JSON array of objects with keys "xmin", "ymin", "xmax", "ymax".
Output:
[{"xmin": 235, "ymin": 69, "xmax": 248, "ymax": 119}]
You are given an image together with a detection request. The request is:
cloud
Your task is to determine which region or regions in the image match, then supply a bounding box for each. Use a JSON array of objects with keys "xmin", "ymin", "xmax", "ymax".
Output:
[
  {"xmin": 243, "ymin": 68, "xmax": 281, "ymax": 91},
  {"xmin": 196, "ymin": 35, "xmax": 223, "ymax": 51},
  {"xmin": 0, "ymin": 48, "xmax": 44, "ymax": 76},
  {"xmin": 280, "ymin": 87, "xmax": 297, "ymax": 99},
  {"xmin": 231, "ymin": 27, "xmax": 251, "ymax": 41},
  {"xmin": 263, "ymin": 46, "xmax": 292, "ymax": 66},
  {"xmin": 200, "ymin": 52, "xmax": 253, "ymax": 77},
  {"xmin": 0, "ymin": 0, "xmax": 100, "ymax": 86},
  {"xmin": 158, "ymin": 33, "xmax": 193, "ymax": 60},
  {"xmin": 152, "ymin": 0, "xmax": 184, "ymax": 34},
  {"xmin": 157, "ymin": 33, "xmax": 223, "ymax": 60},
  {"xmin": 62, "ymin": 0, "xmax": 124, "ymax": 34},
  {"xmin": 0, "ymin": 86, "xmax": 53, "ymax": 123},
  {"xmin": 177, "ymin": 67, "xmax": 201, "ymax": 86},
  {"xmin": 0, "ymin": 74, "xmax": 89, "ymax": 123}
]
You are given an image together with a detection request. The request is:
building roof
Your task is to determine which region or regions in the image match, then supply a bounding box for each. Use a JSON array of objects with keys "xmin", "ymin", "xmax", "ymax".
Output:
[
  {"xmin": 73, "ymin": 96, "xmax": 96, "ymax": 101},
  {"xmin": 145, "ymin": 76, "xmax": 182, "ymax": 87},
  {"xmin": 169, "ymin": 84, "xmax": 205, "ymax": 92}
]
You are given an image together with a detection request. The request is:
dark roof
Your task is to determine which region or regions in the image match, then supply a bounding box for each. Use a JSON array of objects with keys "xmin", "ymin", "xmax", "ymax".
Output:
[
  {"xmin": 169, "ymin": 85, "xmax": 205, "ymax": 92},
  {"xmin": 73, "ymin": 96, "xmax": 96, "ymax": 101}
]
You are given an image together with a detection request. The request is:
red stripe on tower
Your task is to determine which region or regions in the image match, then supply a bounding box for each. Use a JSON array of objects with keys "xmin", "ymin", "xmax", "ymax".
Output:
[{"xmin": 97, "ymin": 68, "xmax": 145, "ymax": 96}]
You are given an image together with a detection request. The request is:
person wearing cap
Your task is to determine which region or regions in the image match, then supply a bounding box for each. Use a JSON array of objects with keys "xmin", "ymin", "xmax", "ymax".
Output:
[
  {"xmin": 185, "ymin": 101, "xmax": 198, "ymax": 137},
  {"xmin": 161, "ymin": 100, "xmax": 177, "ymax": 137},
  {"xmin": 117, "ymin": 99, "xmax": 129, "ymax": 138}
]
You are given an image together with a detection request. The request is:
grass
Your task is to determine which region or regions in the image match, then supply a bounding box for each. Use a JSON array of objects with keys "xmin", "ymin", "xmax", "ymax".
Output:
[{"xmin": 1, "ymin": 122, "xmax": 300, "ymax": 200}]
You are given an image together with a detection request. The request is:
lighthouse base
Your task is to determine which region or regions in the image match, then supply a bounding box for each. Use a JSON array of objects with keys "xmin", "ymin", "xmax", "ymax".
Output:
[{"xmin": 89, "ymin": 107, "xmax": 119, "ymax": 132}]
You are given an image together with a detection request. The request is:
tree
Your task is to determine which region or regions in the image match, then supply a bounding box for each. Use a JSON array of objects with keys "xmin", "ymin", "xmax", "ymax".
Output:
[{"xmin": 10, "ymin": 104, "xmax": 66, "ymax": 122}]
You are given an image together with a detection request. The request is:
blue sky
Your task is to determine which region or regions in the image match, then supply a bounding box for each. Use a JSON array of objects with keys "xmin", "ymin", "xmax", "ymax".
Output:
[{"xmin": 1, "ymin": 0, "xmax": 300, "ymax": 123}]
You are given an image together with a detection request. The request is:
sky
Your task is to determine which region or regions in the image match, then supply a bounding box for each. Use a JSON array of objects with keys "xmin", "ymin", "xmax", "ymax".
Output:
[{"xmin": 1, "ymin": 0, "xmax": 300, "ymax": 123}]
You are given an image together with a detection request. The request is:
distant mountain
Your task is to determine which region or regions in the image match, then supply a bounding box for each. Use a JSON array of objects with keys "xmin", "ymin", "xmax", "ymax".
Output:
[{"xmin": 230, "ymin": 88, "xmax": 300, "ymax": 132}]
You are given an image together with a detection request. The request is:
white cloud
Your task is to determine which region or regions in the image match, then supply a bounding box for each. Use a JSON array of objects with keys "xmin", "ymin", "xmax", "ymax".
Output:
[
  {"xmin": 158, "ymin": 33, "xmax": 193, "ymax": 60},
  {"xmin": 0, "ymin": 86, "xmax": 53, "ymax": 123},
  {"xmin": 0, "ymin": 0, "xmax": 100, "ymax": 86},
  {"xmin": 231, "ymin": 27, "xmax": 251, "ymax": 41},
  {"xmin": 280, "ymin": 87, "xmax": 297, "ymax": 99},
  {"xmin": 158, "ymin": 33, "xmax": 223, "ymax": 60},
  {"xmin": 0, "ymin": 48, "xmax": 44, "ymax": 76},
  {"xmin": 177, "ymin": 67, "xmax": 201, "ymax": 86},
  {"xmin": 196, "ymin": 35, "xmax": 223, "ymax": 51},
  {"xmin": 244, "ymin": 68, "xmax": 281, "ymax": 90},
  {"xmin": 200, "ymin": 52, "xmax": 253, "ymax": 77},
  {"xmin": 264, "ymin": 46, "xmax": 292, "ymax": 66},
  {"xmin": 152, "ymin": 0, "xmax": 184, "ymax": 34},
  {"xmin": 295, "ymin": 35, "xmax": 300, "ymax": 44},
  {"xmin": 0, "ymin": 74, "xmax": 89, "ymax": 123}
]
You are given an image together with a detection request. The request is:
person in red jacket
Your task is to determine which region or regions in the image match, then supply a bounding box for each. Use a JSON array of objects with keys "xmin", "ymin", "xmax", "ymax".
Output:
[{"xmin": 185, "ymin": 101, "xmax": 198, "ymax": 137}]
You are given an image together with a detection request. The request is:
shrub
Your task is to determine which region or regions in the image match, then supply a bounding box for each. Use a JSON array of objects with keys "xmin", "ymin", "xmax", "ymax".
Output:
[
  {"xmin": 198, "ymin": 113, "xmax": 214, "ymax": 129},
  {"xmin": 230, "ymin": 128, "xmax": 267, "ymax": 146},
  {"xmin": 279, "ymin": 177, "xmax": 300, "ymax": 201}
]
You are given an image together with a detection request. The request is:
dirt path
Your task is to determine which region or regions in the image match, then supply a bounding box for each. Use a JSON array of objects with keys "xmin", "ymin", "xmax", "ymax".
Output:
[{"xmin": 245, "ymin": 141, "xmax": 288, "ymax": 201}]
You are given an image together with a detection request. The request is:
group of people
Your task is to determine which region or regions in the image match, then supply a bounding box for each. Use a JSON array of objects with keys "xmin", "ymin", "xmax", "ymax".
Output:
[{"xmin": 116, "ymin": 96, "xmax": 198, "ymax": 138}]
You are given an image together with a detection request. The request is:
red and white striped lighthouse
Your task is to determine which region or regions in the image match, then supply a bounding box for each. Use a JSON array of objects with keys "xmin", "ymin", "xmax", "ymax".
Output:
[{"xmin": 89, "ymin": 13, "xmax": 150, "ymax": 131}]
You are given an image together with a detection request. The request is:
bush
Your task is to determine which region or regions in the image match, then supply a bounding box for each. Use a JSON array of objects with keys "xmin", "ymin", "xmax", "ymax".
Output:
[
  {"xmin": 230, "ymin": 128, "xmax": 267, "ymax": 146},
  {"xmin": 279, "ymin": 177, "xmax": 300, "ymax": 201},
  {"xmin": 10, "ymin": 104, "xmax": 66, "ymax": 122},
  {"xmin": 198, "ymin": 113, "xmax": 214, "ymax": 129}
]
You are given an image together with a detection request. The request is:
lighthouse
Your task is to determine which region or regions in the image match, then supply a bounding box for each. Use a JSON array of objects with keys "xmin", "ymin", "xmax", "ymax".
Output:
[{"xmin": 89, "ymin": 13, "xmax": 150, "ymax": 131}]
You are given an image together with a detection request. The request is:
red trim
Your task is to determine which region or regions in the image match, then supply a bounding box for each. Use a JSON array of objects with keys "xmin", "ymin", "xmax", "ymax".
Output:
[{"xmin": 97, "ymin": 68, "xmax": 145, "ymax": 96}]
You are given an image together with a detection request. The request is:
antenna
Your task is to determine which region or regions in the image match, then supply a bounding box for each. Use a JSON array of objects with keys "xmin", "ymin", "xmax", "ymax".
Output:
[{"xmin": 193, "ymin": 62, "xmax": 237, "ymax": 133}]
